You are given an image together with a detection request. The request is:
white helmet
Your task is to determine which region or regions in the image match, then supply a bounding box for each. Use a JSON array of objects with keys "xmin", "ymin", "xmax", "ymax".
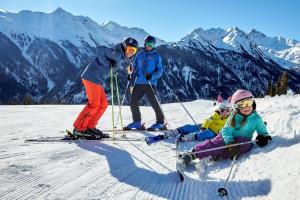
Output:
[
  {"xmin": 216, "ymin": 95, "xmax": 232, "ymax": 111},
  {"xmin": 218, "ymin": 100, "xmax": 231, "ymax": 110}
]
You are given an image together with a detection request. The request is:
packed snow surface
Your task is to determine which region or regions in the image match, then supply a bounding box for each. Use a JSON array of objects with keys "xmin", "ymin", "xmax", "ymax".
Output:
[{"xmin": 0, "ymin": 94, "xmax": 300, "ymax": 199}]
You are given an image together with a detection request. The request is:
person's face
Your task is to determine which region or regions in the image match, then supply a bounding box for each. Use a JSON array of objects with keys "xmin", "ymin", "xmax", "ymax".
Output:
[
  {"xmin": 239, "ymin": 106, "xmax": 253, "ymax": 116},
  {"xmin": 145, "ymin": 46, "xmax": 153, "ymax": 51},
  {"xmin": 144, "ymin": 41, "xmax": 155, "ymax": 51},
  {"xmin": 220, "ymin": 108, "xmax": 232, "ymax": 117},
  {"xmin": 125, "ymin": 46, "xmax": 137, "ymax": 58},
  {"xmin": 235, "ymin": 98, "xmax": 254, "ymax": 116}
]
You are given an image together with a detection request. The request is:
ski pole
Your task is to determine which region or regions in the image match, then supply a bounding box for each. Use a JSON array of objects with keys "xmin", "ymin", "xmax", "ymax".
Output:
[
  {"xmin": 148, "ymin": 81, "xmax": 172, "ymax": 130},
  {"xmin": 175, "ymin": 140, "xmax": 256, "ymax": 157},
  {"xmin": 110, "ymin": 65, "xmax": 115, "ymax": 139},
  {"xmin": 114, "ymin": 80, "xmax": 130, "ymax": 129},
  {"xmin": 218, "ymin": 155, "xmax": 237, "ymax": 197},
  {"xmin": 162, "ymin": 80, "xmax": 200, "ymax": 131},
  {"xmin": 114, "ymin": 74, "xmax": 125, "ymax": 137}
]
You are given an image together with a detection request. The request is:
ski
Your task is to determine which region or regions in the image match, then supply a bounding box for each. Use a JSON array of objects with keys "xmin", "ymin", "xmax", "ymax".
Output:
[
  {"xmin": 177, "ymin": 169, "xmax": 185, "ymax": 182},
  {"xmin": 25, "ymin": 136, "xmax": 144, "ymax": 143},
  {"xmin": 176, "ymin": 157, "xmax": 186, "ymax": 182},
  {"xmin": 102, "ymin": 128, "xmax": 172, "ymax": 133}
]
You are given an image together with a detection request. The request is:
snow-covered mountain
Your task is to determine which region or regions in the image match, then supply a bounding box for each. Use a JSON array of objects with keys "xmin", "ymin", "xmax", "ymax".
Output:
[
  {"xmin": 1, "ymin": 94, "xmax": 300, "ymax": 199},
  {"xmin": 182, "ymin": 27, "xmax": 300, "ymax": 69},
  {"xmin": 0, "ymin": 7, "xmax": 300, "ymax": 104}
]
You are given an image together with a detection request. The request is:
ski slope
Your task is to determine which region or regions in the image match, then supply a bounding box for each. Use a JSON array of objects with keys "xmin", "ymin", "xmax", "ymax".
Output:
[{"xmin": 0, "ymin": 94, "xmax": 300, "ymax": 199}]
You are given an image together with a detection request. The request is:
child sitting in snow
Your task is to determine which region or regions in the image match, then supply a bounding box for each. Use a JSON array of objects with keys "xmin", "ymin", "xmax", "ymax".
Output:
[
  {"xmin": 176, "ymin": 95, "xmax": 232, "ymax": 142},
  {"xmin": 178, "ymin": 89, "xmax": 272, "ymax": 168},
  {"xmin": 145, "ymin": 95, "xmax": 232, "ymax": 144}
]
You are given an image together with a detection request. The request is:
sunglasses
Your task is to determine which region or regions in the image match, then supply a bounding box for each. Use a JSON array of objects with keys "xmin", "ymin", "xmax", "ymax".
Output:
[
  {"xmin": 220, "ymin": 108, "xmax": 231, "ymax": 113},
  {"xmin": 126, "ymin": 46, "xmax": 137, "ymax": 56},
  {"xmin": 235, "ymin": 98, "xmax": 254, "ymax": 109},
  {"xmin": 145, "ymin": 42, "xmax": 155, "ymax": 48}
]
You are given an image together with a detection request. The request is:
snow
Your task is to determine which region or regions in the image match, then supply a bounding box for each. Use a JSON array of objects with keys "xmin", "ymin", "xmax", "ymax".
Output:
[
  {"xmin": 0, "ymin": 8, "xmax": 162, "ymax": 48},
  {"xmin": 1, "ymin": 94, "xmax": 300, "ymax": 199},
  {"xmin": 182, "ymin": 26, "xmax": 300, "ymax": 69}
]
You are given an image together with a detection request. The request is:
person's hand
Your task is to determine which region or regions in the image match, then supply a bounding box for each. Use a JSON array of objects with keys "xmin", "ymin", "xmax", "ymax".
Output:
[
  {"xmin": 256, "ymin": 135, "xmax": 272, "ymax": 147},
  {"xmin": 145, "ymin": 73, "xmax": 152, "ymax": 81},
  {"xmin": 129, "ymin": 87, "xmax": 134, "ymax": 94},
  {"xmin": 127, "ymin": 65, "xmax": 133, "ymax": 74},
  {"xmin": 108, "ymin": 58, "xmax": 116, "ymax": 67}
]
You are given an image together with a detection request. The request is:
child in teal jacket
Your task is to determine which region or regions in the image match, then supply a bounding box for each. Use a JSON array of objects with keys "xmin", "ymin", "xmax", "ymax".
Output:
[{"xmin": 179, "ymin": 89, "xmax": 272, "ymax": 167}]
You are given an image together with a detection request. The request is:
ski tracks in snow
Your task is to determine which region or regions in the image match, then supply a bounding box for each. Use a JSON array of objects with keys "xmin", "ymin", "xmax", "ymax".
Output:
[{"xmin": 0, "ymin": 103, "xmax": 293, "ymax": 199}]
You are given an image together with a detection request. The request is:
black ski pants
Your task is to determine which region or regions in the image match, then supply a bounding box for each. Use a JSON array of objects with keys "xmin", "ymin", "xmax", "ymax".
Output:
[{"xmin": 130, "ymin": 84, "xmax": 164, "ymax": 123}]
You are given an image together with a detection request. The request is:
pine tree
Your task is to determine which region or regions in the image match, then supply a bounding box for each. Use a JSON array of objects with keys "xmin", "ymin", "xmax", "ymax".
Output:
[
  {"xmin": 267, "ymin": 80, "xmax": 273, "ymax": 96},
  {"xmin": 23, "ymin": 94, "xmax": 33, "ymax": 105},
  {"xmin": 276, "ymin": 72, "xmax": 288, "ymax": 95}
]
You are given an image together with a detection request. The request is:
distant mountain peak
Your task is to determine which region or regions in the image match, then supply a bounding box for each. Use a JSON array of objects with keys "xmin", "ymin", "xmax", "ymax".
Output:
[
  {"xmin": 53, "ymin": 7, "xmax": 68, "ymax": 14},
  {"xmin": 249, "ymin": 29, "xmax": 266, "ymax": 38},
  {"xmin": 0, "ymin": 8, "xmax": 8, "ymax": 13},
  {"xmin": 226, "ymin": 26, "xmax": 247, "ymax": 37},
  {"xmin": 52, "ymin": 7, "xmax": 73, "ymax": 17}
]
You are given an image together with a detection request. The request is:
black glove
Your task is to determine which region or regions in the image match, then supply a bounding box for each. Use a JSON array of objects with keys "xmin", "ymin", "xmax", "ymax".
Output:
[
  {"xmin": 256, "ymin": 135, "xmax": 272, "ymax": 147},
  {"xmin": 145, "ymin": 73, "xmax": 152, "ymax": 81},
  {"xmin": 108, "ymin": 58, "xmax": 116, "ymax": 67},
  {"xmin": 127, "ymin": 74, "xmax": 132, "ymax": 80}
]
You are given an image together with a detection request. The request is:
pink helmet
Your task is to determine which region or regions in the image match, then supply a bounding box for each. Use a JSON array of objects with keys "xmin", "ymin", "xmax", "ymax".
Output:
[{"xmin": 231, "ymin": 89, "xmax": 253, "ymax": 105}]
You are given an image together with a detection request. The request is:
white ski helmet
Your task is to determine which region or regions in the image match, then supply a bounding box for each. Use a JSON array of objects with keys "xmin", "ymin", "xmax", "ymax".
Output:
[
  {"xmin": 216, "ymin": 95, "xmax": 232, "ymax": 110},
  {"xmin": 217, "ymin": 100, "xmax": 231, "ymax": 110}
]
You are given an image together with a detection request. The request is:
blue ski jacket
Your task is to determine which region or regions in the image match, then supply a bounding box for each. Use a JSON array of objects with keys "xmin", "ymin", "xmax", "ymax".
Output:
[{"xmin": 131, "ymin": 49, "xmax": 163, "ymax": 86}]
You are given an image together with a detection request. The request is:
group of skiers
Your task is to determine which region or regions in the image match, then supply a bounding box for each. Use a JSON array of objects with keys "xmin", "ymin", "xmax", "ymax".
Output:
[{"xmin": 71, "ymin": 35, "xmax": 272, "ymax": 167}]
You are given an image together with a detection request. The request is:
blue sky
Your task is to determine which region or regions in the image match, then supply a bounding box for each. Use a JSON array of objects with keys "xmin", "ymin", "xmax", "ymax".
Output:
[{"xmin": 0, "ymin": 0, "xmax": 299, "ymax": 42}]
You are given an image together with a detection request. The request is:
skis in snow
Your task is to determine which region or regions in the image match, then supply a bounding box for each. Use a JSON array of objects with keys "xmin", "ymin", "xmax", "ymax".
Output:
[{"xmin": 25, "ymin": 130, "xmax": 145, "ymax": 143}]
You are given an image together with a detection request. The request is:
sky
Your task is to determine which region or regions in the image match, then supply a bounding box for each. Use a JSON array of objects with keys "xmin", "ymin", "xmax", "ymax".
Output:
[{"xmin": 0, "ymin": 0, "xmax": 299, "ymax": 42}]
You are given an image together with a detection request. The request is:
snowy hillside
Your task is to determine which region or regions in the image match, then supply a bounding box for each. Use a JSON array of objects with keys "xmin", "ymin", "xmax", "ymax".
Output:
[
  {"xmin": 0, "ymin": 7, "xmax": 164, "ymax": 47},
  {"xmin": 0, "ymin": 94, "xmax": 300, "ymax": 199},
  {"xmin": 1, "ymin": 7, "xmax": 300, "ymax": 105},
  {"xmin": 183, "ymin": 27, "xmax": 300, "ymax": 69}
]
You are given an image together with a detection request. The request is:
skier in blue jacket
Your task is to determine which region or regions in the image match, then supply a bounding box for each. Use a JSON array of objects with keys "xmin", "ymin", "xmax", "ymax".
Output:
[{"xmin": 124, "ymin": 36, "xmax": 165, "ymax": 130}]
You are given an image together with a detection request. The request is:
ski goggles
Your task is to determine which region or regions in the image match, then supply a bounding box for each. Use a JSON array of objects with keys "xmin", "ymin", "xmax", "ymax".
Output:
[
  {"xmin": 235, "ymin": 98, "xmax": 254, "ymax": 109},
  {"xmin": 126, "ymin": 46, "xmax": 138, "ymax": 56},
  {"xmin": 220, "ymin": 108, "xmax": 231, "ymax": 113},
  {"xmin": 145, "ymin": 41, "xmax": 155, "ymax": 48}
]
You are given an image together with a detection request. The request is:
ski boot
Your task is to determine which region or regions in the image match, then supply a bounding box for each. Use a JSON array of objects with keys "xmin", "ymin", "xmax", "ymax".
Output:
[
  {"xmin": 145, "ymin": 134, "xmax": 166, "ymax": 145},
  {"xmin": 146, "ymin": 122, "xmax": 167, "ymax": 131},
  {"xmin": 177, "ymin": 152, "xmax": 197, "ymax": 171},
  {"xmin": 70, "ymin": 128, "xmax": 90, "ymax": 140},
  {"xmin": 123, "ymin": 121, "xmax": 145, "ymax": 130},
  {"xmin": 86, "ymin": 128, "xmax": 110, "ymax": 139},
  {"xmin": 181, "ymin": 133, "xmax": 197, "ymax": 142},
  {"xmin": 145, "ymin": 130, "xmax": 177, "ymax": 145}
]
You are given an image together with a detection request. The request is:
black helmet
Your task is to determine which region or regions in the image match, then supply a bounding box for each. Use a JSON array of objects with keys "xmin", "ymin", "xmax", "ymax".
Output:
[
  {"xmin": 144, "ymin": 35, "xmax": 156, "ymax": 47},
  {"xmin": 122, "ymin": 37, "xmax": 138, "ymax": 49}
]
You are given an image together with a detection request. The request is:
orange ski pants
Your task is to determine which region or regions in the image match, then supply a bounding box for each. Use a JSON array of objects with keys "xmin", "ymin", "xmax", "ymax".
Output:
[{"xmin": 73, "ymin": 79, "xmax": 108, "ymax": 131}]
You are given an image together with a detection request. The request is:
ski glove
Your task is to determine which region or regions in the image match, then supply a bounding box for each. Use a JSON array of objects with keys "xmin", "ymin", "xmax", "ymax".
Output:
[
  {"xmin": 145, "ymin": 73, "xmax": 152, "ymax": 81},
  {"xmin": 108, "ymin": 58, "xmax": 116, "ymax": 67},
  {"xmin": 256, "ymin": 135, "xmax": 272, "ymax": 147},
  {"xmin": 127, "ymin": 74, "xmax": 132, "ymax": 80}
]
